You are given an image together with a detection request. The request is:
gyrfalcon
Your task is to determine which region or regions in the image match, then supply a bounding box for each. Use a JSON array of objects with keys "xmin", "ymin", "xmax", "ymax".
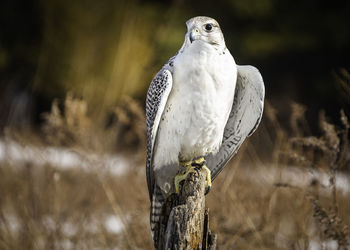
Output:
[{"xmin": 145, "ymin": 16, "xmax": 265, "ymax": 246}]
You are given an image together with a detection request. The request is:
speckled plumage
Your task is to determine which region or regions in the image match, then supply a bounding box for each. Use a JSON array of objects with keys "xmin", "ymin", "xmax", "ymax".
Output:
[{"xmin": 145, "ymin": 16, "xmax": 265, "ymax": 247}]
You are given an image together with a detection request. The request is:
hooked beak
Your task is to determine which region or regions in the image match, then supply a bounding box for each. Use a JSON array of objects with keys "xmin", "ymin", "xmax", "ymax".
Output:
[{"xmin": 189, "ymin": 28, "xmax": 200, "ymax": 43}]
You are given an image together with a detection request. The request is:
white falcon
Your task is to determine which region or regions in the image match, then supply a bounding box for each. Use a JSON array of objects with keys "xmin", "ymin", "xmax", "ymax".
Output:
[{"xmin": 145, "ymin": 16, "xmax": 265, "ymax": 245}]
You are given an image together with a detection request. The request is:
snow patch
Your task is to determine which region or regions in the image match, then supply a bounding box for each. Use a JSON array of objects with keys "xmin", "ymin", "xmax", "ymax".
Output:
[
  {"xmin": 104, "ymin": 215, "xmax": 123, "ymax": 234},
  {"xmin": 0, "ymin": 139, "xmax": 129, "ymax": 175}
]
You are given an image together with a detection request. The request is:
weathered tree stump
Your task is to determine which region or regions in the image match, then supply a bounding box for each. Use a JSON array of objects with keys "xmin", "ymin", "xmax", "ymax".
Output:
[{"xmin": 156, "ymin": 168, "xmax": 217, "ymax": 250}]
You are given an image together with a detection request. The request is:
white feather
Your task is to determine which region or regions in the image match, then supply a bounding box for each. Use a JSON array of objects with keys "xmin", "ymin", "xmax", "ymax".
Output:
[{"xmin": 153, "ymin": 40, "xmax": 237, "ymax": 171}]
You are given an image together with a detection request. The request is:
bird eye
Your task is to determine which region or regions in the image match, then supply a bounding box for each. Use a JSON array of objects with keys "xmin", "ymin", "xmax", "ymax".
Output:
[{"xmin": 205, "ymin": 23, "xmax": 213, "ymax": 31}]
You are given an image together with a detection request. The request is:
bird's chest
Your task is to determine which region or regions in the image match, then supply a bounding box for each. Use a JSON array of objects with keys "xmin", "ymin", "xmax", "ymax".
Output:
[
  {"xmin": 160, "ymin": 45, "xmax": 236, "ymax": 158},
  {"xmin": 172, "ymin": 46, "xmax": 232, "ymax": 112},
  {"xmin": 174, "ymin": 46, "xmax": 221, "ymax": 93},
  {"xmin": 171, "ymin": 46, "xmax": 235, "ymax": 120}
]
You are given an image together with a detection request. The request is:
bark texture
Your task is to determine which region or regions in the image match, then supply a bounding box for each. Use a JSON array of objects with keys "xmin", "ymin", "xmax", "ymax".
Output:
[{"xmin": 156, "ymin": 168, "xmax": 216, "ymax": 250}]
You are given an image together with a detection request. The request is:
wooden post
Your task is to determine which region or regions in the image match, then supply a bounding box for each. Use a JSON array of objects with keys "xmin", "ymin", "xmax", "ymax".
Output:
[{"xmin": 156, "ymin": 168, "xmax": 217, "ymax": 250}]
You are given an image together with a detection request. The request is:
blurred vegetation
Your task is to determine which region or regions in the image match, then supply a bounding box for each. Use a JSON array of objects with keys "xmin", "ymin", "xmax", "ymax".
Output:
[
  {"xmin": 1, "ymin": 0, "xmax": 350, "ymax": 129},
  {"xmin": 1, "ymin": 1, "xmax": 350, "ymax": 248},
  {"xmin": 1, "ymin": 94, "xmax": 350, "ymax": 249}
]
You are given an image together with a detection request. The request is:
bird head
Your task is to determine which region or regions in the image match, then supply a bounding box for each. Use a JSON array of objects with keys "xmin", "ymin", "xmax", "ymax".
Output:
[{"xmin": 183, "ymin": 16, "xmax": 225, "ymax": 50}]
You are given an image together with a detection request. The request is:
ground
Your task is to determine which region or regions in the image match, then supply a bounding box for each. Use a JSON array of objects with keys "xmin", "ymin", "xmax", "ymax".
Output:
[{"xmin": 1, "ymin": 97, "xmax": 349, "ymax": 249}]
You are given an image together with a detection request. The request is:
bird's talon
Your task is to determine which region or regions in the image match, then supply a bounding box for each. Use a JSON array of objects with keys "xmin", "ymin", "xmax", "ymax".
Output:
[
  {"xmin": 202, "ymin": 164, "xmax": 212, "ymax": 195},
  {"xmin": 176, "ymin": 158, "xmax": 212, "ymax": 195},
  {"xmin": 205, "ymin": 185, "xmax": 212, "ymax": 195},
  {"xmin": 174, "ymin": 166, "xmax": 196, "ymax": 194},
  {"xmin": 191, "ymin": 157, "xmax": 206, "ymax": 167}
]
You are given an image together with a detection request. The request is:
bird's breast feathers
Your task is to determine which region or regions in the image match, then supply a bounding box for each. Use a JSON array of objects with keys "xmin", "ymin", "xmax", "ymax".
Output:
[{"xmin": 153, "ymin": 42, "xmax": 237, "ymax": 169}]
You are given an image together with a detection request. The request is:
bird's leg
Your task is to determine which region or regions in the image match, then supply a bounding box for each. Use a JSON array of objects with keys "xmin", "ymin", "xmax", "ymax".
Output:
[
  {"xmin": 174, "ymin": 160, "xmax": 197, "ymax": 194},
  {"xmin": 191, "ymin": 157, "xmax": 212, "ymax": 194}
]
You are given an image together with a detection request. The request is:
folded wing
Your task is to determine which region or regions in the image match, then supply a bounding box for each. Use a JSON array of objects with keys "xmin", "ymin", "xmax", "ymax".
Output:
[
  {"xmin": 146, "ymin": 67, "xmax": 173, "ymax": 200},
  {"xmin": 206, "ymin": 65, "xmax": 265, "ymax": 180}
]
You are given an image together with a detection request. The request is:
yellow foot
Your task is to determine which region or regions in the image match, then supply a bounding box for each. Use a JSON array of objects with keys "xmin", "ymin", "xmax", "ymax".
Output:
[
  {"xmin": 191, "ymin": 157, "xmax": 206, "ymax": 167},
  {"xmin": 175, "ymin": 157, "xmax": 212, "ymax": 195},
  {"xmin": 191, "ymin": 157, "xmax": 212, "ymax": 194},
  {"xmin": 202, "ymin": 164, "xmax": 212, "ymax": 195},
  {"xmin": 174, "ymin": 164, "xmax": 196, "ymax": 194}
]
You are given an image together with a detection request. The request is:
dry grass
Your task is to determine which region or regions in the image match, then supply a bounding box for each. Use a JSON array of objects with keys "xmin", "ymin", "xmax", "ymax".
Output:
[
  {"xmin": 1, "ymin": 95, "xmax": 350, "ymax": 249},
  {"xmin": 0, "ymin": 162, "xmax": 152, "ymax": 249}
]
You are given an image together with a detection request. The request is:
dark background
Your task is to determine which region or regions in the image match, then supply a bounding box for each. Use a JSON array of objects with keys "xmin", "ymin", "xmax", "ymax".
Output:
[{"xmin": 1, "ymin": 0, "xmax": 350, "ymax": 129}]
